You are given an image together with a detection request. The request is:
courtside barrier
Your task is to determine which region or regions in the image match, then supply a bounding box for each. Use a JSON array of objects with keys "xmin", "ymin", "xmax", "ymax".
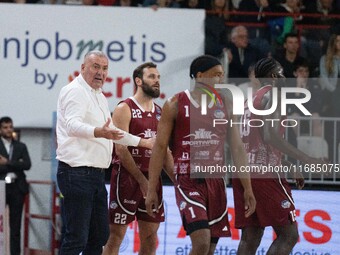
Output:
[{"xmin": 24, "ymin": 181, "xmax": 60, "ymax": 255}]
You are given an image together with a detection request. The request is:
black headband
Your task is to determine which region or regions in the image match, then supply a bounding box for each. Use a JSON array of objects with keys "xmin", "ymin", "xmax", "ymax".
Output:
[{"xmin": 190, "ymin": 56, "xmax": 221, "ymax": 78}]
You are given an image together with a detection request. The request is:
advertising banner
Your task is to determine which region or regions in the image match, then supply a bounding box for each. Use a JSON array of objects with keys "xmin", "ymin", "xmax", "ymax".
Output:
[
  {"xmin": 0, "ymin": 4, "xmax": 204, "ymax": 127},
  {"xmin": 105, "ymin": 185, "xmax": 340, "ymax": 255}
]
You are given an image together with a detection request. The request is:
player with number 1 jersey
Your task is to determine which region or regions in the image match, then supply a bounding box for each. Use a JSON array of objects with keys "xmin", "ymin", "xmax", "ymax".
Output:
[
  {"xmin": 171, "ymin": 89, "xmax": 230, "ymax": 239},
  {"xmin": 145, "ymin": 55, "xmax": 256, "ymax": 255}
]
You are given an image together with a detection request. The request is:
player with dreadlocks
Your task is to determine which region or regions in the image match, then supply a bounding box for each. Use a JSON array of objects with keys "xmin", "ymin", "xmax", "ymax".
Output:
[{"xmin": 233, "ymin": 57, "xmax": 325, "ymax": 255}]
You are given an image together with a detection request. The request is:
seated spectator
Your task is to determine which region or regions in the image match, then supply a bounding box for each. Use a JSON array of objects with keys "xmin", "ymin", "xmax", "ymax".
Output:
[
  {"xmin": 205, "ymin": 0, "xmax": 232, "ymax": 66},
  {"xmin": 268, "ymin": 0, "xmax": 302, "ymax": 46},
  {"xmin": 143, "ymin": 0, "xmax": 180, "ymax": 8},
  {"xmin": 336, "ymin": 0, "xmax": 340, "ymax": 10},
  {"xmin": 319, "ymin": 33, "xmax": 340, "ymax": 117},
  {"xmin": 0, "ymin": 0, "xmax": 42, "ymax": 2},
  {"xmin": 179, "ymin": 0, "xmax": 204, "ymax": 8},
  {"xmin": 206, "ymin": 0, "xmax": 232, "ymax": 19},
  {"xmin": 82, "ymin": 0, "xmax": 116, "ymax": 5},
  {"xmin": 303, "ymin": 0, "xmax": 338, "ymax": 24},
  {"xmin": 275, "ymin": 32, "xmax": 307, "ymax": 80},
  {"xmin": 114, "ymin": 0, "xmax": 132, "ymax": 5},
  {"xmin": 227, "ymin": 25, "xmax": 263, "ymax": 84},
  {"xmin": 233, "ymin": 0, "xmax": 272, "ymax": 56},
  {"xmin": 299, "ymin": 0, "xmax": 340, "ymax": 76},
  {"xmin": 288, "ymin": 61, "xmax": 324, "ymax": 137},
  {"xmin": 319, "ymin": 32, "xmax": 340, "ymax": 162}
]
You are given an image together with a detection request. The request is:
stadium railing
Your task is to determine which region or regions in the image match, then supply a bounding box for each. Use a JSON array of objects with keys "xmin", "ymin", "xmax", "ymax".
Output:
[{"xmin": 285, "ymin": 116, "xmax": 340, "ymax": 186}]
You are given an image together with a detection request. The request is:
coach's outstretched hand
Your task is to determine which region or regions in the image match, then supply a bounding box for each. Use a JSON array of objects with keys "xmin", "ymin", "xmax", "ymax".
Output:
[{"xmin": 94, "ymin": 118, "xmax": 124, "ymax": 140}]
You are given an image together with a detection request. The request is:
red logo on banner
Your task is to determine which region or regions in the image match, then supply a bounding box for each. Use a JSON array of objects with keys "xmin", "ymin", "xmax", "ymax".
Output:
[
  {"xmin": 303, "ymin": 210, "xmax": 332, "ymax": 244},
  {"xmin": 177, "ymin": 226, "xmax": 186, "ymax": 238}
]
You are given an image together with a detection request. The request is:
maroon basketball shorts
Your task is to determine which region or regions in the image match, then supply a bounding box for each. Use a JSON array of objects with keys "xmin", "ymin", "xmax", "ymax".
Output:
[
  {"xmin": 108, "ymin": 164, "xmax": 164, "ymax": 225},
  {"xmin": 233, "ymin": 176, "xmax": 296, "ymax": 228},
  {"xmin": 174, "ymin": 175, "xmax": 231, "ymax": 238}
]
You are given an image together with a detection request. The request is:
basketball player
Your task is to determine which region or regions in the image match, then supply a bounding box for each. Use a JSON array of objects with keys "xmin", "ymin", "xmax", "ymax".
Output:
[
  {"xmin": 233, "ymin": 57, "xmax": 325, "ymax": 255},
  {"xmin": 103, "ymin": 62, "xmax": 174, "ymax": 255},
  {"xmin": 145, "ymin": 55, "xmax": 256, "ymax": 255}
]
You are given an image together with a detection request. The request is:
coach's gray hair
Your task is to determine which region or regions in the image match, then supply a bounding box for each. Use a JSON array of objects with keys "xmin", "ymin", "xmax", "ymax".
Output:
[{"xmin": 84, "ymin": 50, "xmax": 107, "ymax": 61}]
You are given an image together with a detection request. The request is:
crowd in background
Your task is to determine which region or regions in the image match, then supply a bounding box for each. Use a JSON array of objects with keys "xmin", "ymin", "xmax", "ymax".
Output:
[
  {"xmin": 205, "ymin": 0, "xmax": 339, "ymax": 77},
  {"xmin": 202, "ymin": 0, "xmax": 340, "ymax": 163},
  {"xmin": 1, "ymin": 0, "xmax": 340, "ymax": 159}
]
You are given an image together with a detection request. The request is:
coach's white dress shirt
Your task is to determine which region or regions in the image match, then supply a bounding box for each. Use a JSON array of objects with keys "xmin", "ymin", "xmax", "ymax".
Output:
[{"xmin": 56, "ymin": 74, "xmax": 140, "ymax": 168}]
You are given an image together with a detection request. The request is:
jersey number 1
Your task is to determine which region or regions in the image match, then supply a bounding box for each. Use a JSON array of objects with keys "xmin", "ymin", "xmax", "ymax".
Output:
[
  {"xmin": 184, "ymin": 105, "xmax": 189, "ymax": 117},
  {"xmin": 189, "ymin": 207, "xmax": 196, "ymax": 219}
]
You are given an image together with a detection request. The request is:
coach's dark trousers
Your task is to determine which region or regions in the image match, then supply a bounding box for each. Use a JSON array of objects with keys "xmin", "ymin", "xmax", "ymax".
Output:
[{"xmin": 57, "ymin": 162, "xmax": 109, "ymax": 255}]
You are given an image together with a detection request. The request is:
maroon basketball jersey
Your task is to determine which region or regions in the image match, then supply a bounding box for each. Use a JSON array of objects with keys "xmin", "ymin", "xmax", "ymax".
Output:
[
  {"xmin": 171, "ymin": 90, "xmax": 228, "ymax": 176},
  {"xmin": 112, "ymin": 97, "xmax": 161, "ymax": 172},
  {"xmin": 240, "ymin": 85, "xmax": 284, "ymax": 167}
]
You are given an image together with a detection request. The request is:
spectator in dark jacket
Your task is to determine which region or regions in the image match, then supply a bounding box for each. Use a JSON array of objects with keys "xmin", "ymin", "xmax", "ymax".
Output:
[
  {"xmin": 205, "ymin": 0, "xmax": 231, "ymax": 58},
  {"xmin": 233, "ymin": 0, "xmax": 272, "ymax": 56},
  {"xmin": 227, "ymin": 25, "xmax": 263, "ymax": 84},
  {"xmin": 275, "ymin": 32, "xmax": 307, "ymax": 79},
  {"xmin": 288, "ymin": 61, "xmax": 324, "ymax": 136}
]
